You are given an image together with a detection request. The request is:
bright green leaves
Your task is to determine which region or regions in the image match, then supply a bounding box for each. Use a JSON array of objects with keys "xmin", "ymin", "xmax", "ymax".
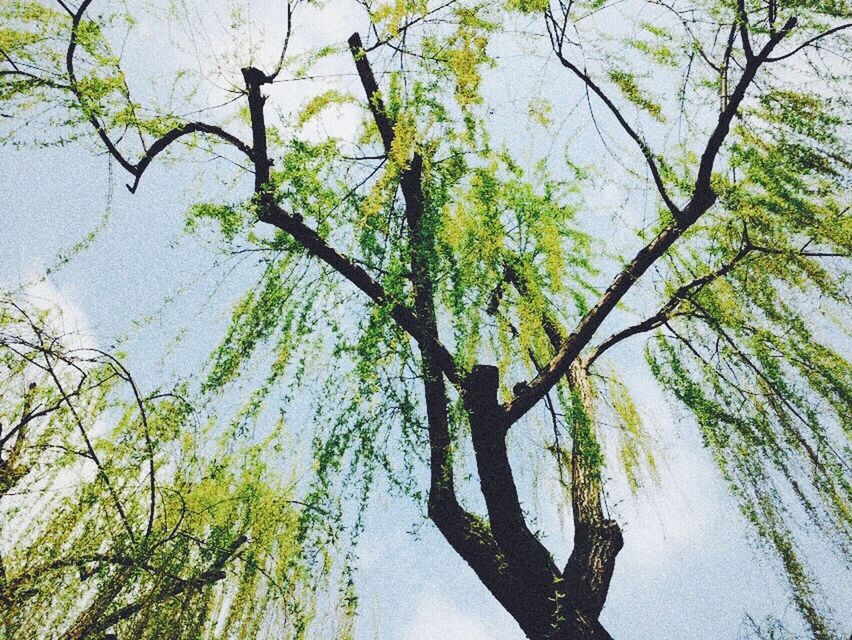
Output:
[
  {"xmin": 406, "ymin": 3, "xmax": 496, "ymax": 139},
  {"xmin": 607, "ymin": 69, "xmax": 666, "ymax": 122},
  {"xmin": 568, "ymin": 387, "xmax": 605, "ymax": 482},
  {"xmin": 297, "ymin": 90, "xmax": 356, "ymax": 128},
  {"xmin": 643, "ymin": 74, "xmax": 850, "ymax": 623},
  {"xmin": 605, "ymin": 374, "xmax": 658, "ymax": 493},
  {"xmin": 506, "ymin": 0, "xmax": 551, "ymax": 13},
  {"xmin": 527, "ymin": 97, "xmax": 554, "ymax": 127},
  {"xmin": 647, "ymin": 285, "xmax": 851, "ymax": 637},
  {"xmin": 627, "ymin": 23, "xmax": 680, "ymax": 67},
  {"xmin": 0, "ymin": 293, "xmax": 331, "ymax": 640},
  {"xmin": 1, "ymin": 0, "xmax": 137, "ymax": 145},
  {"xmin": 186, "ymin": 202, "xmax": 247, "ymax": 242},
  {"xmin": 436, "ymin": 153, "xmax": 592, "ymax": 378},
  {"xmin": 204, "ymin": 254, "xmax": 312, "ymax": 394},
  {"xmin": 0, "ymin": 1, "xmax": 68, "ymax": 114},
  {"xmin": 273, "ymin": 139, "xmax": 342, "ymax": 228},
  {"xmin": 757, "ymin": 90, "xmax": 843, "ymax": 145},
  {"xmin": 369, "ymin": 0, "xmax": 496, "ymax": 116}
]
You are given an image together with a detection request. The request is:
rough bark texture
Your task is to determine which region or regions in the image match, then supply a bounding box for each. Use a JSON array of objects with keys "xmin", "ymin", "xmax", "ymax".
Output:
[{"xmin": 351, "ymin": 36, "xmax": 626, "ymax": 640}]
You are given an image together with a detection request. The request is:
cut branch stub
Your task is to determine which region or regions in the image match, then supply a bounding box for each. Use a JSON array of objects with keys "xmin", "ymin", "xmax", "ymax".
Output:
[{"xmin": 241, "ymin": 66, "xmax": 273, "ymax": 194}]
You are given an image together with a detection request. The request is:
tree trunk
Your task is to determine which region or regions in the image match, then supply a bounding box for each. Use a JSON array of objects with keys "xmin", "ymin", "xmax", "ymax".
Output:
[{"xmin": 450, "ymin": 364, "xmax": 620, "ymax": 640}]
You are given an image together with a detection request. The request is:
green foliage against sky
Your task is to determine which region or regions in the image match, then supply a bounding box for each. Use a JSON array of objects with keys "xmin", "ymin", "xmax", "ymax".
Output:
[
  {"xmin": 0, "ymin": 296, "xmax": 348, "ymax": 639},
  {"xmin": 1, "ymin": 0, "xmax": 850, "ymax": 637}
]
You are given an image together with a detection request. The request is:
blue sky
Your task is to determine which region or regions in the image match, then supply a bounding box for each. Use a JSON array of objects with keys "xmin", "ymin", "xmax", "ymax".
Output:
[{"xmin": 2, "ymin": 1, "xmax": 849, "ymax": 637}]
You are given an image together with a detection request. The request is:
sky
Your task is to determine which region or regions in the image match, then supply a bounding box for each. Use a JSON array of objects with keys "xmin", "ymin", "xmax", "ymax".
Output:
[{"xmin": 1, "ymin": 1, "xmax": 849, "ymax": 638}]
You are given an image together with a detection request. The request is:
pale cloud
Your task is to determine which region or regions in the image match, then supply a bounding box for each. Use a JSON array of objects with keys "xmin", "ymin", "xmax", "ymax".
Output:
[
  {"xmin": 20, "ymin": 269, "xmax": 97, "ymax": 351},
  {"xmin": 402, "ymin": 594, "xmax": 501, "ymax": 640}
]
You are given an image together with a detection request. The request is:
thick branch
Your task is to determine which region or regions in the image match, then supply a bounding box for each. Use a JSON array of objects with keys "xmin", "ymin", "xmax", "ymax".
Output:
[
  {"xmin": 504, "ymin": 17, "xmax": 797, "ymax": 426},
  {"xmin": 348, "ymin": 31, "xmax": 552, "ymax": 620},
  {"xmin": 259, "ymin": 203, "xmax": 460, "ymax": 383},
  {"xmin": 500, "ymin": 267, "xmax": 623, "ymax": 619},
  {"xmin": 464, "ymin": 366, "xmax": 558, "ymax": 582},
  {"xmin": 561, "ymin": 363, "xmax": 623, "ymax": 618},
  {"xmin": 691, "ymin": 17, "xmax": 797, "ymax": 207},
  {"xmin": 586, "ymin": 242, "xmax": 752, "ymax": 367},
  {"xmin": 128, "ymin": 122, "xmax": 254, "ymax": 193},
  {"xmin": 348, "ymin": 33, "xmax": 394, "ymax": 151}
]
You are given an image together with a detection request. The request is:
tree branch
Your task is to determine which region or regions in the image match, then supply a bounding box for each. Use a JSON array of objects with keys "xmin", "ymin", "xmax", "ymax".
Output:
[
  {"xmin": 586, "ymin": 241, "xmax": 753, "ymax": 367},
  {"xmin": 63, "ymin": 0, "xmax": 253, "ymax": 193},
  {"xmin": 546, "ymin": 33, "xmax": 680, "ymax": 217},
  {"xmin": 765, "ymin": 23, "xmax": 851, "ymax": 62},
  {"xmin": 504, "ymin": 16, "xmax": 797, "ymax": 426},
  {"xmin": 127, "ymin": 122, "xmax": 254, "ymax": 193}
]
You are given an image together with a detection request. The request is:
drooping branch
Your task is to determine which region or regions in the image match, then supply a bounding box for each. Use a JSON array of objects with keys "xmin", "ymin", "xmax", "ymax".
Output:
[
  {"xmin": 545, "ymin": 7, "xmax": 680, "ymax": 217},
  {"xmin": 62, "ymin": 0, "xmax": 253, "ymax": 194},
  {"xmin": 127, "ymin": 122, "xmax": 254, "ymax": 193},
  {"xmin": 586, "ymin": 240, "xmax": 753, "ymax": 367},
  {"xmin": 82, "ymin": 536, "xmax": 248, "ymax": 638},
  {"xmin": 504, "ymin": 16, "xmax": 798, "ymax": 426},
  {"xmin": 64, "ymin": 0, "xmax": 136, "ymax": 175},
  {"xmin": 42, "ymin": 347, "xmax": 137, "ymax": 545},
  {"xmin": 238, "ymin": 63, "xmax": 461, "ymax": 385}
]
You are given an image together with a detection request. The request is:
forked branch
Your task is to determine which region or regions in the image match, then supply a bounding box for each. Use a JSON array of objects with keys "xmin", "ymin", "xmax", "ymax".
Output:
[{"xmin": 504, "ymin": 14, "xmax": 797, "ymax": 425}]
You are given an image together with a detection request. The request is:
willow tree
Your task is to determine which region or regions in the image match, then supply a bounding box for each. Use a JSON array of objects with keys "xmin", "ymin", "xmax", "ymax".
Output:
[
  {"xmin": 2, "ymin": 0, "xmax": 850, "ymax": 638},
  {"xmin": 0, "ymin": 294, "xmax": 341, "ymax": 639}
]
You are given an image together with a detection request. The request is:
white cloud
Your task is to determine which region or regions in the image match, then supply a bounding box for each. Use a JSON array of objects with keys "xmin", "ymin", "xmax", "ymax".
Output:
[
  {"xmin": 21, "ymin": 271, "xmax": 97, "ymax": 351},
  {"xmin": 402, "ymin": 594, "xmax": 501, "ymax": 640}
]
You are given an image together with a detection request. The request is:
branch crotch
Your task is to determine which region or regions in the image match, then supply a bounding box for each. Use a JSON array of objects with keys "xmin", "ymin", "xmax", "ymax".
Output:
[
  {"xmin": 563, "ymin": 363, "xmax": 623, "ymax": 620},
  {"xmin": 464, "ymin": 366, "xmax": 558, "ymax": 587}
]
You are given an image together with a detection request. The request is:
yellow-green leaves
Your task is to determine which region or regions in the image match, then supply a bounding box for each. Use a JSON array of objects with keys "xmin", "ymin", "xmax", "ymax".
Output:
[
  {"xmin": 606, "ymin": 375, "xmax": 658, "ymax": 494},
  {"xmin": 372, "ymin": 0, "xmax": 429, "ymax": 38},
  {"xmin": 506, "ymin": 0, "xmax": 551, "ymax": 12},
  {"xmin": 528, "ymin": 98, "xmax": 554, "ymax": 127},
  {"xmin": 186, "ymin": 202, "xmax": 246, "ymax": 242},
  {"xmin": 607, "ymin": 69, "xmax": 666, "ymax": 122},
  {"xmin": 442, "ymin": 5, "xmax": 497, "ymax": 111},
  {"xmin": 297, "ymin": 90, "xmax": 356, "ymax": 127}
]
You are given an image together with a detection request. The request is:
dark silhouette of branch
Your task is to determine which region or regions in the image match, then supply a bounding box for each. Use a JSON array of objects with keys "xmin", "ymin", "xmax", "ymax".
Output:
[
  {"xmin": 348, "ymin": 33, "xmax": 529, "ymax": 594},
  {"xmin": 127, "ymin": 122, "xmax": 254, "ymax": 193},
  {"xmin": 504, "ymin": 15, "xmax": 798, "ymax": 426},
  {"xmin": 348, "ymin": 33, "xmax": 395, "ymax": 150},
  {"xmin": 765, "ymin": 23, "xmax": 851, "ymax": 61},
  {"xmin": 267, "ymin": 0, "xmax": 297, "ymax": 81},
  {"xmin": 62, "ymin": 0, "xmax": 253, "ymax": 194},
  {"xmin": 586, "ymin": 240, "xmax": 753, "ymax": 367},
  {"xmin": 546, "ymin": 7, "xmax": 680, "ymax": 217},
  {"xmin": 240, "ymin": 60, "xmax": 461, "ymax": 385}
]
